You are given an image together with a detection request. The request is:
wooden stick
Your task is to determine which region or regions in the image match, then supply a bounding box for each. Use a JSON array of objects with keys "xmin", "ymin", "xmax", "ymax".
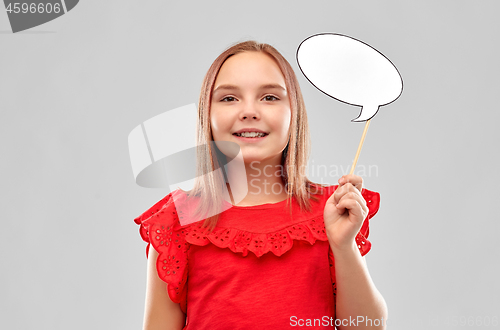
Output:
[{"xmin": 349, "ymin": 119, "xmax": 371, "ymax": 175}]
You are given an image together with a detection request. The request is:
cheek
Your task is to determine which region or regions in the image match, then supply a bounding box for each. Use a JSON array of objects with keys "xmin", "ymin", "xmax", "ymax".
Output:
[
  {"xmin": 210, "ymin": 115, "xmax": 217, "ymax": 134},
  {"xmin": 280, "ymin": 108, "xmax": 292, "ymax": 136},
  {"xmin": 210, "ymin": 109, "xmax": 226, "ymax": 138}
]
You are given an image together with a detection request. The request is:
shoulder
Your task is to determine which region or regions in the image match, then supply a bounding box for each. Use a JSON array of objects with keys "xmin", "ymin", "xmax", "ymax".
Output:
[
  {"xmin": 133, "ymin": 189, "xmax": 195, "ymax": 246},
  {"xmin": 136, "ymin": 188, "xmax": 195, "ymax": 219},
  {"xmin": 133, "ymin": 190, "xmax": 177, "ymax": 224}
]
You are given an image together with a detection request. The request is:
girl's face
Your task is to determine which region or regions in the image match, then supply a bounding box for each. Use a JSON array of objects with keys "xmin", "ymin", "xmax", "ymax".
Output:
[{"xmin": 210, "ymin": 51, "xmax": 291, "ymax": 164}]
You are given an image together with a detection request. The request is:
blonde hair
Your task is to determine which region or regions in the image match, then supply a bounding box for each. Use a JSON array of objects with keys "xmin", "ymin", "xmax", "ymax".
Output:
[{"xmin": 181, "ymin": 40, "xmax": 327, "ymax": 232}]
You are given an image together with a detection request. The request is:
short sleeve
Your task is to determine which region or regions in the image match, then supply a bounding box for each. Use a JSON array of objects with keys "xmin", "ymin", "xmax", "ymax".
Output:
[
  {"xmin": 133, "ymin": 191, "xmax": 189, "ymax": 314},
  {"xmin": 328, "ymin": 187, "xmax": 381, "ymax": 310},
  {"xmin": 356, "ymin": 188, "xmax": 380, "ymax": 256}
]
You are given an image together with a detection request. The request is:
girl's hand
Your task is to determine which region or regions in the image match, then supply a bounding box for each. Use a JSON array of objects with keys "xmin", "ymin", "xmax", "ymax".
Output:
[{"xmin": 323, "ymin": 174, "xmax": 369, "ymax": 252}]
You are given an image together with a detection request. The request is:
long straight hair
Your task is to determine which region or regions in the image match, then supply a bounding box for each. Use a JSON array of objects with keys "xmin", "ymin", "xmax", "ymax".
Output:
[{"xmin": 180, "ymin": 40, "xmax": 327, "ymax": 232}]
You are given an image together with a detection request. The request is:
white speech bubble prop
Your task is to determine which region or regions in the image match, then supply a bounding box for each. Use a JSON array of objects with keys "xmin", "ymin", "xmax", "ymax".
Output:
[
  {"xmin": 297, "ymin": 33, "xmax": 403, "ymax": 175},
  {"xmin": 297, "ymin": 33, "xmax": 403, "ymax": 122}
]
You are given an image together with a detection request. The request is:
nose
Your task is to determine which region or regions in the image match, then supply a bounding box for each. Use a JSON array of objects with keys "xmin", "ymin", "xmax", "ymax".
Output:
[{"xmin": 239, "ymin": 100, "xmax": 260, "ymax": 120}]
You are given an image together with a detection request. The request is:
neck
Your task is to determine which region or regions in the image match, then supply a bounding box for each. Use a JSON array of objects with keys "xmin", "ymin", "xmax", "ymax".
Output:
[{"xmin": 224, "ymin": 154, "xmax": 290, "ymax": 206}]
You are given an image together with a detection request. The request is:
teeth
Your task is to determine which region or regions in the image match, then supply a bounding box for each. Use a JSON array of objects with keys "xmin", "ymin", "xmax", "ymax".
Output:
[{"xmin": 235, "ymin": 132, "xmax": 267, "ymax": 138}]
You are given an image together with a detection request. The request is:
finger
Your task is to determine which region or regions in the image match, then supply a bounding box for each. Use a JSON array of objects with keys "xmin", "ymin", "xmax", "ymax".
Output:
[
  {"xmin": 339, "ymin": 174, "xmax": 363, "ymax": 192},
  {"xmin": 336, "ymin": 198, "xmax": 365, "ymax": 222},
  {"xmin": 337, "ymin": 191, "xmax": 364, "ymax": 209},
  {"xmin": 333, "ymin": 183, "xmax": 358, "ymax": 205},
  {"xmin": 337, "ymin": 191, "xmax": 369, "ymax": 217},
  {"xmin": 332, "ymin": 184, "xmax": 345, "ymax": 205}
]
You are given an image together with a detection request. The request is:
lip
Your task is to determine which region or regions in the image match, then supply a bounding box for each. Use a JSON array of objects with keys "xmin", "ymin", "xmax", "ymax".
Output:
[
  {"xmin": 233, "ymin": 133, "xmax": 269, "ymax": 143},
  {"xmin": 233, "ymin": 128, "xmax": 268, "ymax": 134}
]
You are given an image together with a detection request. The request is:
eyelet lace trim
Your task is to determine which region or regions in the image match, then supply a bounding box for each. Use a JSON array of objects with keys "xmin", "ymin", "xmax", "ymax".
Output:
[
  {"xmin": 183, "ymin": 216, "xmax": 330, "ymax": 258},
  {"xmin": 180, "ymin": 187, "xmax": 379, "ymax": 258},
  {"xmin": 134, "ymin": 187, "xmax": 380, "ymax": 314},
  {"xmin": 134, "ymin": 196, "xmax": 189, "ymax": 314}
]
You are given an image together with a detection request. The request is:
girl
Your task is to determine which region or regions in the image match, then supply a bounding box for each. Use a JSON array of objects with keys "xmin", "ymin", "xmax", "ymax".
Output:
[{"xmin": 134, "ymin": 41, "xmax": 387, "ymax": 329}]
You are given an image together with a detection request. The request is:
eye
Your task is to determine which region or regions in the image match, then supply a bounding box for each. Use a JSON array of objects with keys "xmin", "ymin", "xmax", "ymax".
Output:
[
  {"xmin": 221, "ymin": 96, "xmax": 236, "ymax": 102},
  {"xmin": 263, "ymin": 95, "xmax": 279, "ymax": 101}
]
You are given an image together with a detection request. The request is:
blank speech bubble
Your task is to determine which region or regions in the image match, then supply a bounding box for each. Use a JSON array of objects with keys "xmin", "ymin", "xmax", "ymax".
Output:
[{"xmin": 297, "ymin": 33, "xmax": 403, "ymax": 122}]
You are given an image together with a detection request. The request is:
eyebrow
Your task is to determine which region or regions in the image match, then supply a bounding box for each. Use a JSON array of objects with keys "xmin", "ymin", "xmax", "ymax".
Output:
[{"xmin": 212, "ymin": 83, "xmax": 286, "ymax": 94}]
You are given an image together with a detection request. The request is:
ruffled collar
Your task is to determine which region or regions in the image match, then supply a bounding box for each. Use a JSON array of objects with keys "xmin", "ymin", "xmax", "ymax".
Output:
[
  {"xmin": 140, "ymin": 185, "xmax": 379, "ymax": 258},
  {"xmin": 169, "ymin": 185, "xmax": 331, "ymax": 257},
  {"xmin": 180, "ymin": 213, "xmax": 328, "ymax": 258}
]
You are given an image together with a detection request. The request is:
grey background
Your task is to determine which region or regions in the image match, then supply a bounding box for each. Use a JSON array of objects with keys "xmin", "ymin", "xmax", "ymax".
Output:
[{"xmin": 1, "ymin": 0, "xmax": 499, "ymax": 329}]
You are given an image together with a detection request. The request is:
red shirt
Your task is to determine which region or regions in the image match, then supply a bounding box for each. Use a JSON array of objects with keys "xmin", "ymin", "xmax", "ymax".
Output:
[{"xmin": 134, "ymin": 184, "xmax": 380, "ymax": 329}]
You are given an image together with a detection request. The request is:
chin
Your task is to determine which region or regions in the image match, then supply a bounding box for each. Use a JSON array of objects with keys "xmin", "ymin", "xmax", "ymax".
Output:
[{"xmin": 242, "ymin": 153, "xmax": 280, "ymax": 164}]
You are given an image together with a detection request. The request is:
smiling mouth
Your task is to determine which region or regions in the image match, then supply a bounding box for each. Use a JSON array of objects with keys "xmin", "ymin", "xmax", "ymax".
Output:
[{"xmin": 232, "ymin": 132, "xmax": 269, "ymax": 138}]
